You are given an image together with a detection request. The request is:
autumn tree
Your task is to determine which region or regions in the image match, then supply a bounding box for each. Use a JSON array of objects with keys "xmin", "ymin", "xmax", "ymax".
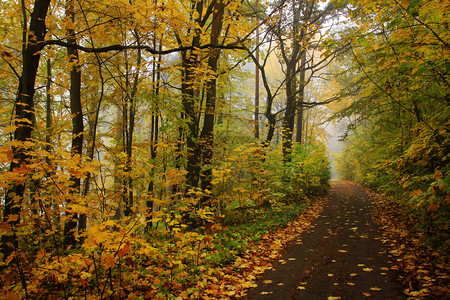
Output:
[
  {"xmin": 245, "ymin": 0, "xmax": 344, "ymax": 157},
  {"xmin": 1, "ymin": 0, "xmax": 51, "ymax": 259},
  {"xmin": 173, "ymin": 0, "xmax": 253, "ymax": 205},
  {"xmin": 334, "ymin": 0, "xmax": 449, "ymax": 249}
]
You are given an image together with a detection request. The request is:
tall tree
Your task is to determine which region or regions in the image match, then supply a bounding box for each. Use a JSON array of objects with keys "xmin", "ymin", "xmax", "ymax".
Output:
[
  {"xmin": 63, "ymin": 0, "xmax": 84, "ymax": 249},
  {"xmin": 273, "ymin": 0, "xmax": 335, "ymax": 161},
  {"xmin": 200, "ymin": 0, "xmax": 225, "ymax": 206},
  {"xmin": 175, "ymin": 0, "xmax": 231, "ymax": 197},
  {"xmin": 1, "ymin": 0, "xmax": 51, "ymax": 259}
]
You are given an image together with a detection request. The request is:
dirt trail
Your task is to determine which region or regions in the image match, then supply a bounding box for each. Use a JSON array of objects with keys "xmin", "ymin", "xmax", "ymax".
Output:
[{"xmin": 244, "ymin": 181, "xmax": 405, "ymax": 300}]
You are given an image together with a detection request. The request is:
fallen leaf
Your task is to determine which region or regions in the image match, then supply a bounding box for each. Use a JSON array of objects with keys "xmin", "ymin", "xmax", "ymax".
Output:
[
  {"xmin": 362, "ymin": 292, "xmax": 371, "ymax": 297},
  {"xmin": 370, "ymin": 287, "xmax": 381, "ymax": 291},
  {"xmin": 338, "ymin": 250, "xmax": 347, "ymax": 253},
  {"xmin": 263, "ymin": 280, "xmax": 272, "ymax": 284}
]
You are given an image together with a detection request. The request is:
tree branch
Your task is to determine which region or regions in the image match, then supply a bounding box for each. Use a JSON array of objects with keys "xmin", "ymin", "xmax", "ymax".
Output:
[{"xmin": 43, "ymin": 39, "xmax": 246, "ymax": 54}]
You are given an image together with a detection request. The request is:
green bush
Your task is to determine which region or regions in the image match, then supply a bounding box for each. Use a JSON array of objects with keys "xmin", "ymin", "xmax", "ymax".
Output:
[{"xmin": 268, "ymin": 143, "xmax": 331, "ymax": 202}]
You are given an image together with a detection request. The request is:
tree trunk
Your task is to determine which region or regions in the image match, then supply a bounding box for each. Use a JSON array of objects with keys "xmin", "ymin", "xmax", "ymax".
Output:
[
  {"xmin": 296, "ymin": 53, "xmax": 307, "ymax": 144},
  {"xmin": 64, "ymin": 0, "xmax": 83, "ymax": 249},
  {"xmin": 282, "ymin": 62, "xmax": 298, "ymax": 162},
  {"xmin": 255, "ymin": 27, "xmax": 260, "ymax": 139},
  {"xmin": 147, "ymin": 40, "xmax": 162, "ymax": 229},
  {"xmin": 200, "ymin": 0, "xmax": 224, "ymax": 206},
  {"xmin": 1, "ymin": 0, "xmax": 51, "ymax": 259}
]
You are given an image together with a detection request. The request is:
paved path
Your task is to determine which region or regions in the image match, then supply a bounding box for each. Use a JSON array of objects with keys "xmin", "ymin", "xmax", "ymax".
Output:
[{"xmin": 245, "ymin": 181, "xmax": 405, "ymax": 299}]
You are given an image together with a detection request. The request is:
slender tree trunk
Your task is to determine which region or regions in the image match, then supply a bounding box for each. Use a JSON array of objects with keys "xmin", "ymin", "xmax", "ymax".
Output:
[
  {"xmin": 1, "ymin": 0, "xmax": 51, "ymax": 259},
  {"xmin": 296, "ymin": 53, "xmax": 306, "ymax": 144},
  {"xmin": 81, "ymin": 53, "xmax": 105, "ymax": 232},
  {"xmin": 123, "ymin": 32, "xmax": 141, "ymax": 217},
  {"xmin": 147, "ymin": 39, "xmax": 162, "ymax": 229},
  {"xmin": 255, "ymin": 27, "xmax": 260, "ymax": 139},
  {"xmin": 46, "ymin": 59, "xmax": 61, "ymax": 229},
  {"xmin": 64, "ymin": 0, "xmax": 83, "ymax": 249}
]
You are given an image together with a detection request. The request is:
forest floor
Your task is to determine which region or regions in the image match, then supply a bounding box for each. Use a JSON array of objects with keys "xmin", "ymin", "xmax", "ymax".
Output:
[{"xmin": 219, "ymin": 181, "xmax": 449, "ymax": 300}]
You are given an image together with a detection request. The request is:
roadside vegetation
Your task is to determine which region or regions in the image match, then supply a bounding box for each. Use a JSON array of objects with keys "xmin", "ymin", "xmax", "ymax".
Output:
[{"xmin": 334, "ymin": 0, "xmax": 449, "ymax": 252}]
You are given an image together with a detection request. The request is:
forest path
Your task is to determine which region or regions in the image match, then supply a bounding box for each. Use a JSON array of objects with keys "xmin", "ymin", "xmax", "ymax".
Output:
[{"xmin": 244, "ymin": 181, "xmax": 405, "ymax": 300}]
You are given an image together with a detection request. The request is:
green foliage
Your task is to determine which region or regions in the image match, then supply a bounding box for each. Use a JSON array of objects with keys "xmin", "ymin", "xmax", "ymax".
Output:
[
  {"xmin": 270, "ymin": 143, "xmax": 331, "ymax": 202},
  {"xmin": 211, "ymin": 142, "xmax": 331, "ymax": 210},
  {"xmin": 334, "ymin": 0, "xmax": 449, "ymax": 251}
]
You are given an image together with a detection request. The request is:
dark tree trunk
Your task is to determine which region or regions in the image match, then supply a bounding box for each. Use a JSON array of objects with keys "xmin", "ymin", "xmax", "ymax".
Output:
[
  {"xmin": 199, "ymin": 0, "xmax": 224, "ymax": 206},
  {"xmin": 180, "ymin": 5, "xmax": 202, "ymax": 190},
  {"xmin": 281, "ymin": 61, "xmax": 298, "ymax": 162},
  {"xmin": 255, "ymin": 27, "xmax": 260, "ymax": 139},
  {"xmin": 147, "ymin": 39, "xmax": 162, "ymax": 229},
  {"xmin": 64, "ymin": 0, "xmax": 83, "ymax": 249},
  {"xmin": 1, "ymin": 0, "xmax": 51, "ymax": 259},
  {"xmin": 296, "ymin": 53, "xmax": 307, "ymax": 144},
  {"xmin": 123, "ymin": 38, "xmax": 141, "ymax": 217}
]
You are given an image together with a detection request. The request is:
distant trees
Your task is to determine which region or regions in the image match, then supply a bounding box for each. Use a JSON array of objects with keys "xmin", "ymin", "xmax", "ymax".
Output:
[{"xmin": 248, "ymin": 0, "xmax": 344, "ymax": 161}]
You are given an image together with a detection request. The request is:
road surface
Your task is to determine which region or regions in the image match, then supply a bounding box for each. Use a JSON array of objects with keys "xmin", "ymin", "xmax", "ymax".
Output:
[{"xmin": 245, "ymin": 181, "xmax": 405, "ymax": 300}]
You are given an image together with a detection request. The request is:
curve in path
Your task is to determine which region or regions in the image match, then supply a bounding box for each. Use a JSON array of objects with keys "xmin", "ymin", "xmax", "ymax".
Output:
[{"xmin": 244, "ymin": 181, "xmax": 405, "ymax": 300}]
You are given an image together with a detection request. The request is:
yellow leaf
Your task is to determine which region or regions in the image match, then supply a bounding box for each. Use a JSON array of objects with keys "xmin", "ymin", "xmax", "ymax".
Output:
[{"xmin": 103, "ymin": 253, "xmax": 115, "ymax": 268}]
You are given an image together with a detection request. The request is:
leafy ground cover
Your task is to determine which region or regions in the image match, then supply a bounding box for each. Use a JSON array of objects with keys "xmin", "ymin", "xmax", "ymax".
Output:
[
  {"xmin": 368, "ymin": 187, "xmax": 450, "ymax": 299},
  {"xmin": 0, "ymin": 196, "xmax": 329, "ymax": 299}
]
